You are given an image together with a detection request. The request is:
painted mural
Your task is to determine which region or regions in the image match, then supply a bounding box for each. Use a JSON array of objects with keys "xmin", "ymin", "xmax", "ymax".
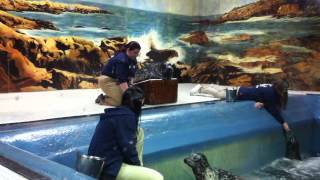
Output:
[{"xmin": 0, "ymin": 0, "xmax": 319, "ymax": 93}]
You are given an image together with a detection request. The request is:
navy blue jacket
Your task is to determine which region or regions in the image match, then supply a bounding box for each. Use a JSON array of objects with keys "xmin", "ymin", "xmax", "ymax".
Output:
[
  {"xmin": 237, "ymin": 84, "xmax": 285, "ymax": 124},
  {"xmin": 101, "ymin": 52, "xmax": 137, "ymax": 83},
  {"xmin": 88, "ymin": 107, "xmax": 140, "ymax": 177}
]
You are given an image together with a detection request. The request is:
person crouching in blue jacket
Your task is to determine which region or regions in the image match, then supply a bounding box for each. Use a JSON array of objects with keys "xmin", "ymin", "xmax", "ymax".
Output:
[{"xmin": 88, "ymin": 86, "xmax": 163, "ymax": 180}]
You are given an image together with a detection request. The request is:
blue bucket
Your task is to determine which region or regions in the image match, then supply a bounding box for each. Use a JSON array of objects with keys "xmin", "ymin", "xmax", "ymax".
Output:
[
  {"xmin": 75, "ymin": 152, "xmax": 105, "ymax": 179},
  {"xmin": 225, "ymin": 89, "xmax": 237, "ymax": 102}
]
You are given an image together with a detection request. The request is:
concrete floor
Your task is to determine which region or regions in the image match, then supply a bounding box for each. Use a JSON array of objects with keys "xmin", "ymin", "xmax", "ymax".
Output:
[
  {"xmin": 0, "ymin": 84, "xmax": 217, "ymax": 124},
  {"xmin": 0, "ymin": 83, "xmax": 319, "ymax": 125},
  {"xmin": 0, "ymin": 165, "xmax": 27, "ymax": 180}
]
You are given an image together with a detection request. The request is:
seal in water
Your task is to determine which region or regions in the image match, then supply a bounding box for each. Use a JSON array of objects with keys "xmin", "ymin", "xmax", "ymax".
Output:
[{"xmin": 184, "ymin": 153, "xmax": 242, "ymax": 180}]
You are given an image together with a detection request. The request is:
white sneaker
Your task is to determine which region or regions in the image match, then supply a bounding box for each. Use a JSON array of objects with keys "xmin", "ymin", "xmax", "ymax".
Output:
[{"xmin": 190, "ymin": 84, "xmax": 202, "ymax": 96}]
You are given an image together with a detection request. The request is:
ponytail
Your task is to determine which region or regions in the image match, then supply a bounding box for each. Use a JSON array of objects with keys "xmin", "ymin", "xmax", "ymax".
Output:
[
  {"xmin": 121, "ymin": 86, "xmax": 144, "ymax": 127},
  {"xmin": 273, "ymin": 80, "xmax": 289, "ymax": 110}
]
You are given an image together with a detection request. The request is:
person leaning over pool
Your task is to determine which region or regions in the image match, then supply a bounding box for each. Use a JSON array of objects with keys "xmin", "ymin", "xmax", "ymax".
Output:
[
  {"xmin": 96, "ymin": 41, "xmax": 141, "ymax": 106},
  {"xmin": 190, "ymin": 80, "xmax": 291, "ymax": 132},
  {"xmin": 88, "ymin": 86, "xmax": 163, "ymax": 180}
]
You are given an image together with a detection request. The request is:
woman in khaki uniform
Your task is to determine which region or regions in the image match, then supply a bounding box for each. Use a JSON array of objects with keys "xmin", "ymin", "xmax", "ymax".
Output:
[{"xmin": 96, "ymin": 41, "xmax": 141, "ymax": 106}]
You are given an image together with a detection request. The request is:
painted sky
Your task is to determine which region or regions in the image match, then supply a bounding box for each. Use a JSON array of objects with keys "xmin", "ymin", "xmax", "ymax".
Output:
[{"xmin": 82, "ymin": 0, "xmax": 258, "ymax": 16}]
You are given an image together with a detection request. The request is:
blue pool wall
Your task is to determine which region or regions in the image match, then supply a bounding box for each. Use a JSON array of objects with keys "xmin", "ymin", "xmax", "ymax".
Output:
[{"xmin": 0, "ymin": 94, "xmax": 319, "ymax": 179}]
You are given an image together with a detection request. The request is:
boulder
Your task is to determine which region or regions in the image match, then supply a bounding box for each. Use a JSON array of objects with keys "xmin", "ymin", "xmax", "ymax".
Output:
[
  {"xmin": 223, "ymin": 34, "xmax": 252, "ymax": 42},
  {"xmin": 228, "ymin": 75, "xmax": 253, "ymax": 86},
  {"xmin": 20, "ymin": 86, "xmax": 56, "ymax": 92},
  {"xmin": 276, "ymin": 4, "xmax": 303, "ymax": 17},
  {"xmin": 0, "ymin": 23, "xmax": 107, "ymax": 76},
  {"xmin": 282, "ymin": 51, "xmax": 320, "ymax": 90},
  {"xmin": 0, "ymin": 22, "xmax": 109, "ymax": 91},
  {"xmin": 51, "ymin": 69, "xmax": 97, "ymax": 90},
  {"xmin": 180, "ymin": 31, "xmax": 209, "ymax": 45},
  {"xmin": 100, "ymin": 37, "xmax": 128, "ymax": 59},
  {"xmin": 146, "ymin": 48, "xmax": 178, "ymax": 62},
  {"xmin": 0, "ymin": 43, "xmax": 52, "ymax": 92},
  {"xmin": 245, "ymin": 45, "xmax": 283, "ymax": 58},
  {"xmin": 218, "ymin": 0, "xmax": 287, "ymax": 23},
  {"xmin": 186, "ymin": 59, "xmax": 243, "ymax": 84},
  {"xmin": 204, "ymin": 0, "xmax": 320, "ymax": 25},
  {"xmin": 0, "ymin": 10, "xmax": 58, "ymax": 30},
  {"xmin": 78, "ymin": 81, "xmax": 98, "ymax": 89}
]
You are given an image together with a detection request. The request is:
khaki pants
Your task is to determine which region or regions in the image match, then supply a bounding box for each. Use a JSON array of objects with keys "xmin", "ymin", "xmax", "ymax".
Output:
[
  {"xmin": 200, "ymin": 84, "xmax": 228, "ymax": 99},
  {"xmin": 200, "ymin": 84, "xmax": 240, "ymax": 99},
  {"xmin": 98, "ymin": 75, "xmax": 123, "ymax": 106},
  {"xmin": 136, "ymin": 127, "xmax": 144, "ymax": 165},
  {"xmin": 116, "ymin": 128, "xmax": 163, "ymax": 180},
  {"xmin": 116, "ymin": 163, "xmax": 163, "ymax": 180}
]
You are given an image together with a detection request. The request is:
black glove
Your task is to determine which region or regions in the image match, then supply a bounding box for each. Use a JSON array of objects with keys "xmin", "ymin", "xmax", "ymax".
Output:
[{"xmin": 285, "ymin": 130, "xmax": 295, "ymax": 143}]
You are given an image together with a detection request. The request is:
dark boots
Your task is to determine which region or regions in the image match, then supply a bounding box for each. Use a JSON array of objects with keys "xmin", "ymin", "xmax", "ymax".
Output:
[{"xmin": 95, "ymin": 94, "xmax": 106, "ymax": 105}]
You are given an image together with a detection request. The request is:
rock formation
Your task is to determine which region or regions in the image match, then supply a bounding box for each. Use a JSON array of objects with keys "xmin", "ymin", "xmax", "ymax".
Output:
[
  {"xmin": 100, "ymin": 37, "xmax": 128, "ymax": 58},
  {"xmin": 184, "ymin": 36, "xmax": 320, "ymax": 90},
  {"xmin": 0, "ymin": 10, "xmax": 58, "ymax": 30},
  {"xmin": 0, "ymin": 0, "xmax": 111, "ymax": 14},
  {"xmin": 196, "ymin": 0, "xmax": 320, "ymax": 25},
  {"xmin": 180, "ymin": 31, "xmax": 209, "ymax": 45},
  {"xmin": 0, "ymin": 22, "xmax": 107, "ymax": 92}
]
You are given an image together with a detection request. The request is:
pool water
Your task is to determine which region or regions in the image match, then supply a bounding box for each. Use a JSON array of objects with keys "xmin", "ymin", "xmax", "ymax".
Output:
[
  {"xmin": 0, "ymin": 95, "xmax": 319, "ymax": 179},
  {"xmin": 245, "ymin": 156, "xmax": 320, "ymax": 180}
]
